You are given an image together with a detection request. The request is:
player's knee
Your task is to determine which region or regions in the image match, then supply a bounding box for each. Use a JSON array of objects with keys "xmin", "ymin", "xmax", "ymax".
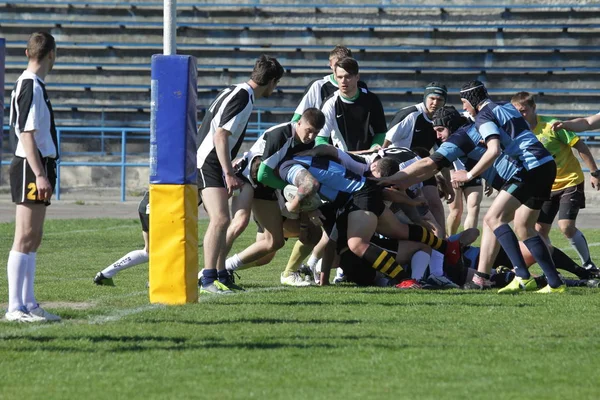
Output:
[
  {"xmin": 210, "ymin": 213, "xmax": 230, "ymax": 230},
  {"xmin": 560, "ymin": 223, "xmax": 577, "ymax": 238},
  {"xmin": 347, "ymin": 237, "xmax": 368, "ymax": 257},
  {"xmin": 483, "ymin": 213, "xmax": 500, "ymax": 230},
  {"xmin": 514, "ymin": 225, "xmax": 533, "ymax": 241}
]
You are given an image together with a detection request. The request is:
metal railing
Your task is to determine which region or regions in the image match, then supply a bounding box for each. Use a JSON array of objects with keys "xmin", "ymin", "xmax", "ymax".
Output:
[
  {"xmin": 3, "ymin": 121, "xmax": 600, "ymax": 202},
  {"xmin": 1, "ymin": 120, "xmax": 275, "ymax": 202}
]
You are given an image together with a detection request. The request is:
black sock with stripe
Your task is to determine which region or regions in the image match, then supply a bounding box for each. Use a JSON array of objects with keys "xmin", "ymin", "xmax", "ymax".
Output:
[{"xmin": 362, "ymin": 244, "xmax": 403, "ymax": 278}]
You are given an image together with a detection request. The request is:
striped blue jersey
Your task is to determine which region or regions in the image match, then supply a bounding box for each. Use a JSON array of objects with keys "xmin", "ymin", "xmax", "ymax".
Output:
[
  {"xmin": 475, "ymin": 101, "xmax": 553, "ymax": 171},
  {"xmin": 278, "ymin": 156, "xmax": 366, "ymax": 203},
  {"xmin": 433, "ymin": 123, "xmax": 522, "ymax": 190}
]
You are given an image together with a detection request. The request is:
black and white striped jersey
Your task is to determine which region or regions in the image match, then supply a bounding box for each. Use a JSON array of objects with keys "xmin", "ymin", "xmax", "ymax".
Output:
[
  {"xmin": 385, "ymin": 102, "xmax": 438, "ymax": 151},
  {"xmin": 9, "ymin": 70, "xmax": 58, "ymax": 159},
  {"xmin": 196, "ymin": 82, "xmax": 254, "ymax": 169},
  {"xmin": 318, "ymin": 88, "xmax": 387, "ymax": 152},
  {"xmin": 293, "ymin": 74, "xmax": 368, "ymax": 119}
]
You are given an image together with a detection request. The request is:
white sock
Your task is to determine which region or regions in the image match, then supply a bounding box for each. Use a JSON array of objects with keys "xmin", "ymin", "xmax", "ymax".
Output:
[
  {"xmin": 306, "ymin": 255, "xmax": 319, "ymax": 268},
  {"xmin": 7, "ymin": 251, "xmax": 28, "ymax": 313},
  {"xmin": 411, "ymin": 251, "xmax": 431, "ymax": 280},
  {"xmin": 101, "ymin": 250, "xmax": 149, "ymax": 278},
  {"xmin": 429, "ymin": 250, "xmax": 444, "ymax": 277},
  {"xmin": 225, "ymin": 254, "xmax": 244, "ymax": 271},
  {"xmin": 569, "ymin": 229, "xmax": 591, "ymax": 265},
  {"xmin": 23, "ymin": 252, "xmax": 37, "ymax": 311}
]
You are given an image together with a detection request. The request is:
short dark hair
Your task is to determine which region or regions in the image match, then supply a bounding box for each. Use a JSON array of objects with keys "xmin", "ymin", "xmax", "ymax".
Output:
[
  {"xmin": 26, "ymin": 32, "xmax": 55, "ymax": 62},
  {"xmin": 334, "ymin": 57, "xmax": 359, "ymax": 76},
  {"xmin": 250, "ymin": 55, "xmax": 284, "ymax": 86},
  {"xmin": 511, "ymin": 91, "xmax": 536, "ymax": 108},
  {"xmin": 375, "ymin": 157, "xmax": 400, "ymax": 178},
  {"xmin": 329, "ymin": 45, "xmax": 352, "ymax": 60},
  {"xmin": 301, "ymin": 108, "xmax": 326, "ymax": 131}
]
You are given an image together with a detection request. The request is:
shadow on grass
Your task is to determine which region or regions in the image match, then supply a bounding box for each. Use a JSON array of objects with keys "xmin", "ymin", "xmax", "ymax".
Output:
[{"xmin": 1, "ymin": 334, "xmax": 406, "ymax": 353}]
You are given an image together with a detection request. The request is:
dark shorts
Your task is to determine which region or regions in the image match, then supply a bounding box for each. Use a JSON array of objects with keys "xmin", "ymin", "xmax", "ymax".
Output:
[
  {"xmin": 197, "ymin": 163, "xmax": 225, "ymax": 190},
  {"xmin": 138, "ymin": 191, "xmax": 150, "ymax": 232},
  {"xmin": 346, "ymin": 181, "xmax": 386, "ymax": 217},
  {"xmin": 501, "ymin": 161, "xmax": 556, "ymax": 210},
  {"xmin": 462, "ymin": 177, "xmax": 482, "ymax": 188},
  {"xmin": 9, "ymin": 156, "xmax": 57, "ymax": 206},
  {"xmin": 538, "ymin": 182, "xmax": 586, "ymax": 224}
]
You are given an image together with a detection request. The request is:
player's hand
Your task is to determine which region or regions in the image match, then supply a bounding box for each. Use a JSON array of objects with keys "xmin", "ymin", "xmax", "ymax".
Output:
[
  {"xmin": 451, "ymin": 169, "xmax": 469, "ymax": 184},
  {"xmin": 35, "ymin": 175, "xmax": 52, "ymax": 201},
  {"xmin": 224, "ymin": 172, "xmax": 243, "ymax": 197},
  {"xmin": 551, "ymin": 120, "xmax": 564, "ymax": 131},
  {"xmin": 591, "ymin": 175, "xmax": 600, "ymax": 190}
]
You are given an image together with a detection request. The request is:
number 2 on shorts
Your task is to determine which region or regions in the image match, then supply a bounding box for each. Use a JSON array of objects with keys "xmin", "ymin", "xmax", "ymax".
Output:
[{"xmin": 26, "ymin": 182, "xmax": 37, "ymax": 200}]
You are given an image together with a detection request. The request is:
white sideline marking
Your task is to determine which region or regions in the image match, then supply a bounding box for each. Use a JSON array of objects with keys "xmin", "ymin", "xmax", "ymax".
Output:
[{"xmin": 0, "ymin": 286, "xmax": 292, "ymax": 337}]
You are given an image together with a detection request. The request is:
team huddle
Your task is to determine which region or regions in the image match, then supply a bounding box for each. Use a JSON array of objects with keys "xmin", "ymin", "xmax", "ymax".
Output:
[
  {"xmin": 6, "ymin": 34, "xmax": 598, "ymax": 324},
  {"xmin": 93, "ymin": 46, "xmax": 600, "ymax": 296}
]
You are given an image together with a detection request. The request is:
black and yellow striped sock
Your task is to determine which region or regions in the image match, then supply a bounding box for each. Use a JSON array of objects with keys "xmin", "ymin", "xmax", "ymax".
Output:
[
  {"xmin": 407, "ymin": 225, "xmax": 446, "ymax": 252},
  {"xmin": 363, "ymin": 244, "xmax": 403, "ymax": 278}
]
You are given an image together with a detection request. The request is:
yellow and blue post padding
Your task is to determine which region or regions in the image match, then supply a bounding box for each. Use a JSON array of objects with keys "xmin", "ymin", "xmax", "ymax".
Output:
[{"xmin": 149, "ymin": 55, "xmax": 199, "ymax": 304}]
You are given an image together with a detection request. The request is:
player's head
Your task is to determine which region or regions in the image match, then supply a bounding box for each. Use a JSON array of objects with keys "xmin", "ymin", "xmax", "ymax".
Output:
[
  {"xmin": 432, "ymin": 106, "xmax": 469, "ymax": 142},
  {"xmin": 296, "ymin": 108, "xmax": 326, "ymax": 144},
  {"xmin": 510, "ymin": 91, "xmax": 537, "ymax": 128},
  {"xmin": 250, "ymin": 55, "xmax": 284, "ymax": 97},
  {"xmin": 370, "ymin": 156, "xmax": 400, "ymax": 178},
  {"xmin": 328, "ymin": 45, "xmax": 353, "ymax": 70},
  {"xmin": 26, "ymin": 32, "xmax": 56, "ymax": 71},
  {"xmin": 334, "ymin": 57, "xmax": 360, "ymax": 97},
  {"xmin": 460, "ymin": 80, "xmax": 489, "ymax": 117},
  {"xmin": 423, "ymin": 82, "xmax": 447, "ymax": 116}
]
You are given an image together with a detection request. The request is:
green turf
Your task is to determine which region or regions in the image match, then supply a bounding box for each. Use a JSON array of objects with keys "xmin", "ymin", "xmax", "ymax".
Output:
[{"xmin": 0, "ymin": 219, "xmax": 599, "ymax": 399}]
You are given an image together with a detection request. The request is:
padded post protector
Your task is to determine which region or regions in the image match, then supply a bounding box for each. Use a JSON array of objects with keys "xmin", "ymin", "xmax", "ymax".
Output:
[
  {"xmin": 0, "ymin": 39, "xmax": 5, "ymax": 181},
  {"xmin": 149, "ymin": 184, "xmax": 198, "ymax": 304},
  {"xmin": 149, "ymin": 54, "xmax": 197, "ymax": 184}
]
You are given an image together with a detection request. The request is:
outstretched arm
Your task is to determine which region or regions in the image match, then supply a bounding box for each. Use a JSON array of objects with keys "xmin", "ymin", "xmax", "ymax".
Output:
[{"xmin": 552, "ymin": 114, "xmax": 600, "ymax": 133}]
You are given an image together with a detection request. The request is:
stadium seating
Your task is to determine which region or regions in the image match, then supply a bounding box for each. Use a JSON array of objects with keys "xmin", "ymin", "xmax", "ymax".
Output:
[{"xmin": 2, "ymin": 0, "xmax": 600, "ymax": 128}]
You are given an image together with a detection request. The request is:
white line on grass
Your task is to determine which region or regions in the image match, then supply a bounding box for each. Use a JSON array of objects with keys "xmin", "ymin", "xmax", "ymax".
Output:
[
  {"xmin": 44, "ymin": 225, "xmax": 136, "ymax": 236},
  {"xmin": 0, "ymin": 285, "xmax": 292, "ymax": 337}
]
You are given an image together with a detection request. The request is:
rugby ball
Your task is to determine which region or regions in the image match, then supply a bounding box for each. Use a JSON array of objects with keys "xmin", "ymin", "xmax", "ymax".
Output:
[{"xmin": 283, "ymin": 185, "xmax": 323, "ymax": 212}]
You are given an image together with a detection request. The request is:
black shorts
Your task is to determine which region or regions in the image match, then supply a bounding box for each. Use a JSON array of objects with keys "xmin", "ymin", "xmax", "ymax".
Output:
[
  {"xmin": 501, "ymin": 161, "xmax": 556, "ymax": 210},
  {"xmin": 197, "ymin": 163, "xmax": 225, "ymax": 190},
  {"xmin": 346, "ymin": 181, "xmax": 386, "ymax": 217},
  {"xmin": 9, "ymin": 156, "xmax": 57, "ymax": 206},
  {"xmin": 138, "ymin": 191, "xmax": 150, "ymax": 232},
  {"xmin": 462, "ymin": 177, "xmax": 482, "ymax": 188},
  {"xmin": 538, "ymin": 182, "xmax": 586, "ymax": 224}
]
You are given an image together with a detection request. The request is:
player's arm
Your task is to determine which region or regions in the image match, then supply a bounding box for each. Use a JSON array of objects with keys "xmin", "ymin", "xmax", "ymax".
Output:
[
  {"xmin": 453, "ymin": 137, "xmax": 501, "ymax": 184},
  {"xmin": 19, "ymin": 130, "xmax": 52, "ymax": 201},
  {"xmin": 286, "ymin": 168, "xmax": 320, "ymax": 214},
  {"xmin": 319, "ymin": 238, "xmax": 337, "ymax": 286},
  {"xmin": 573, "ymin": 140, "xmax": 600, "ymax": 189},
  {"xmin": 552, "ymin": 114, "xmax": 600, "ymax": 133},
  {"xmin": 257, "ymin": 130, "xmax": 290, "ymax": 190},
  {"xmin": 382, "ymin": 187, "xmax": 426, "ymax": 207},
  {"xmin": 214, "ymin": 127, "xmax": 242, "ymax": 195}
]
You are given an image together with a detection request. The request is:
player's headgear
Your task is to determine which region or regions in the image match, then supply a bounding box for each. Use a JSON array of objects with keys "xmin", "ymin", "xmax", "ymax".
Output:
[
  {"xmin": 423, "ymin": 82, "xmax": 447, "ymax": 103},
  {"xmin": 460, "ymin": 80, "xmax": 489, "ymax": 109},
  {"xmin": 432, "ymin": 106, "xmax": 468, "ymax": 133}
]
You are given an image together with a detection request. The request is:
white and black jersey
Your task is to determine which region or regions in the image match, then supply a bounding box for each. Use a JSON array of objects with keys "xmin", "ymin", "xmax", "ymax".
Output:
[
  {"xmin": 294, "ymin": 74, "xmax": 368, "ymax": 118},
  {"xmin": 9, "ymin": 70, "xmax": 58, "ymax": 159},
  {"xmin": 385, "ymin": 102, "xmax": 438, "ymax": 151},
  {"xmin": 196, "ymin": 82, "xmax": 254, "ymax": 171},
  {"xmin": 318, "ymin": 88, "xmax": 387, "ymax": 152}
]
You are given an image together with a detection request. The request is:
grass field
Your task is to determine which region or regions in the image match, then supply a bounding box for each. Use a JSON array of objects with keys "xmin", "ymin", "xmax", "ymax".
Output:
[{"xmin": 1, "ymin": 218, "xmax": 599, "ymax": 399}]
